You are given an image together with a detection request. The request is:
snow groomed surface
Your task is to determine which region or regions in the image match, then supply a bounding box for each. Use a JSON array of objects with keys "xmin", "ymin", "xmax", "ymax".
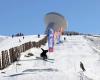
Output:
[{"xmin": 0, "ymin": 35, "xmax": 100, "ymax": 80}]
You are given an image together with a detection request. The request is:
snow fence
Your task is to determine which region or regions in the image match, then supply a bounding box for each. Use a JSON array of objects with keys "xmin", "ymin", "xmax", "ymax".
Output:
[{"xmin": 0, "ymin": 36, "xmax": 47, "ymax": 70}]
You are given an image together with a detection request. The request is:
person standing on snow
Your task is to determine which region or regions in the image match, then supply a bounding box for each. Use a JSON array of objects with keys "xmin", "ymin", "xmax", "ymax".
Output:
[{"xmin": 80, "ymin": 61, "xmax": 86, "ymax": 71}]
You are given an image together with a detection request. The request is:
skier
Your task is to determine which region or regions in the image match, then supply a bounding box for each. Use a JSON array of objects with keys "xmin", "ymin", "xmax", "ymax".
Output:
[
  {"xmin": 12, "ymin": 34, "xmax": 14, "ymax": 38},
  {"xmin": 38, "ymin": 34, "xmax": 40, "ymax": 38},
  {"xmin": 64, "ymin": 37, "xmax": 66, "ymax": 41},
  {"xmin": 80, "ymin": 61, "xmax": 86, "ymax": 71},
  {"xmin": 40, "ymin": 48, "xmax": 48, "ymax": 60},
  {"xmin": 23, "ymin": 36, "xmax": 24, "ymax": 39},
  {"xmin": 19, "ymin": 39, "xmax": 21, "ymax": 42}
]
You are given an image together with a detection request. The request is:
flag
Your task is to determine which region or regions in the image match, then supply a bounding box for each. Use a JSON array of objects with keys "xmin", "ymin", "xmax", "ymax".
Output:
[
  {"xmin": 57, "ymin": 31, "xmax": 61, "ymax": 44},
  {"xmin": 48, "ymin": 28, "xmax": 54, "ymax": 52}
]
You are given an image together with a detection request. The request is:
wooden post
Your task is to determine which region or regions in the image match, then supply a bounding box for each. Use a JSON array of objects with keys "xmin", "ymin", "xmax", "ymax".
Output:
[{"xmin": 0, "ymin": 54, "xmax": 1, "ymax": 70}]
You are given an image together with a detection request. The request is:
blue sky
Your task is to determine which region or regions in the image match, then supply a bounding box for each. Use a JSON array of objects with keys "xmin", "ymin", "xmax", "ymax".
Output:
[{"xmin": 0, "ymin": 0, "xmax": 100, "ymax": 35}]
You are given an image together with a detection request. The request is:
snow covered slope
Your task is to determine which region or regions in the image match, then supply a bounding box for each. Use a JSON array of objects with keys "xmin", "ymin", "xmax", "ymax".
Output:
[
  {"xmin": 0, "ymin": 35, "xmax": 45, "ymax": 52},
  {"xmin": 0, "ymin": 36, "xmax": 8, "ymax": 43},
  {"xmin": 1, "ymin": 35, "xmax": 100, "ymax": 80}
]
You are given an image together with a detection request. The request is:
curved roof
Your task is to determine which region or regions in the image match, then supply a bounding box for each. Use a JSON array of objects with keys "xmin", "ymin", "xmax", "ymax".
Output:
[
  {"xmin": 46, "ymin": 12, "xmax": 65, "ymax": 19},
  {"xmin": 45, "ymin": 12, "xmax": 67, "ymax": 33}
]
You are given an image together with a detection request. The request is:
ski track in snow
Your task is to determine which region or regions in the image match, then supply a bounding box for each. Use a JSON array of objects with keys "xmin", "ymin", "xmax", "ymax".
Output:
[{"xmin": 0, "ymin": 35, "xmax": 100, "ymax": 80}]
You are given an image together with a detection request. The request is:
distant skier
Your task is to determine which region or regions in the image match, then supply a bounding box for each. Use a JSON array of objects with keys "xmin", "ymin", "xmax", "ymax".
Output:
[
  {"xmin": 40, "ymin": 48, "xmax": 48, "ymax": 60},
  {"xmin": 23, "ymin": 36, "xmax": 24, "ymax": 39},
  {"xmin": 64, "ymin": 37, "xmax": 66, "ymax": 41},
  {"xmin": 80, "ymin": 61, "xmax": 86, "ymax": 71},
  {"xmin": 12, "ymin": 34, "xmax": 14, "ymax": 38},
  {"xmin": 19, "ymin": 39, "xmax": 21, "ymax": 42},
  {"xmin": 38, "ymin": 34, "xmax": 40, "ymax": 38}
]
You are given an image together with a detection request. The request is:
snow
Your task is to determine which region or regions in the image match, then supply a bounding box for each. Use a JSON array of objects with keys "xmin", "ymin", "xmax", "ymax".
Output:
[
  {"xmin": 0, "ymin": 35, "xmax": 45, "ymax": 52},
  {"xmin": 0, "ymin": 36, "xmax": 8, "ymax": 43},
  {"xmin": 0, "ymin": 35, "xmax": 100, "ymax": 80}
]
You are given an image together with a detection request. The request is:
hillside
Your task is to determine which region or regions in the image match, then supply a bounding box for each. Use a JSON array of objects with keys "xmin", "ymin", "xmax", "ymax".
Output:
[{"xmin": 0, "ymin": 35, "xmax": 100, "ymax": 80}]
